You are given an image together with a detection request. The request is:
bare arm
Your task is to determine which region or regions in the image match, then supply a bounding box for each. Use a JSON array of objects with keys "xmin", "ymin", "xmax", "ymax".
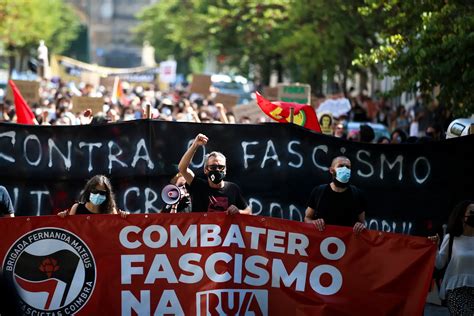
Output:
[
  {"xmin": 215, "ymin": 103, "xmax": 229, "ymax": 124},
  {"xmin": 304, "ymin": 207, "xmax": 316, "ymax": 223},
  {"xmin": 59, "ymin": 203, "xmax": 78, "ymax": 217},
  {"xmin": 239, "ymin": 205, "xmax": 252, "ymax": 215},
  {"xmin": 305, "ymin": 207, "xmax": 325, "ymax": 231},
  {"xmin": 178, "ymin": 134, "xmax": 208, "ymax": 185},
  {"xmin": 353, "ymin": 211, "xmax": 366, "ymax": 233}
]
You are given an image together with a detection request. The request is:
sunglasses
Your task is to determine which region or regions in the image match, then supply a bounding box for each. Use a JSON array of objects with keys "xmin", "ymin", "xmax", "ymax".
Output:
[
  {"xmin": 91, "ymin": 189, "xmax": 107, "ymax": 195},
  {"xmin": 207, "ymin": 164, "xmax": 226, "ymax": 171}
]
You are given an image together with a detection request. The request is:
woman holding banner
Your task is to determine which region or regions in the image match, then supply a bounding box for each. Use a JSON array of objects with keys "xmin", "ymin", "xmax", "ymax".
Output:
[
  {"xmin": 58, "ymin": 175, "xmax": 128, "ymax": 217},
  {"xmin": 429, "ymin": 200, "xmax": 474, "ymax": 315}
]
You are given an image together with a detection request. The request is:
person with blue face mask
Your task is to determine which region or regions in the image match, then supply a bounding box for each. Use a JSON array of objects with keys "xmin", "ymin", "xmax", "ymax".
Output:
[
  {"xmin": 58, "ymin": 175, "xmax": 128, "ymax": 217},
  {"xmin": 178, "ymin": 133, "xmax": 252, "ymax": 215},
  {"xmin": 304, "ymin": 156, "xmax": 366, "ymax": 233}
]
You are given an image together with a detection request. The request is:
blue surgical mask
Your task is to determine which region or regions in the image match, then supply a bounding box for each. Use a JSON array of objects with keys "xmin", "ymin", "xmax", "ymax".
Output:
[
  {"xmin": 90, "ymin": 193, "xmax": 106, "ymax": 205},
  {"xmin": 335, "ymin": 166, "xmax": 351, "ymax": 183}
]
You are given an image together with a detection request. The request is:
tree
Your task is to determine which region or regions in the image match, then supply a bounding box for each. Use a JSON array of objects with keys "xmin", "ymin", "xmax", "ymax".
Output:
[
  {"xmin": 205, "ymin": 0, "xmax": 290, "ymax": 83},
  {"xmin": 354, "ymin": 0, "xmax": 474, "ymax": 116},
  {"xmin": 135, "ymin": 0, "xmax": 210, "ymax": 75},
  {"xmin": 277, "ymin": 0, "xmax": 381, "ymax": 95},
  {"xmin": 0, "ymin": 0, "xmax": 80, "ymax": 74}
]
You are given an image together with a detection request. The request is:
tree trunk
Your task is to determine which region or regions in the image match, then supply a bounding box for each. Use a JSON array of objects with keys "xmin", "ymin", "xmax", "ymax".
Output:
[
  {"xmin": 7, "ymin": 45, "xmax": 16, "ymax": 77},
  {"xmin": 259, "ymin": 58, "xmax": 272, "ymax": 86},
  {"xmin": 275, "ymin": 55, "xmax": 283, "ymax": 83}
]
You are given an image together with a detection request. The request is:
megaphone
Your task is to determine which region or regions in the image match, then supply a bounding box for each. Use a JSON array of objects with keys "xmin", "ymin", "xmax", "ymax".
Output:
[{"xmin": 161, "ymin": 184, "xmax": 181, "ymax": 205}]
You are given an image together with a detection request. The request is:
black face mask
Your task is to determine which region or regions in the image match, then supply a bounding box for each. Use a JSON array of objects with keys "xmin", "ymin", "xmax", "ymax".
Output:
[
  {"xmin": 208, "ymin": 170, "xmax": 225, "ymax": 184},
  {"xmin": 465, "ymin": 215, "xmax": 474, "ymax": 228}
]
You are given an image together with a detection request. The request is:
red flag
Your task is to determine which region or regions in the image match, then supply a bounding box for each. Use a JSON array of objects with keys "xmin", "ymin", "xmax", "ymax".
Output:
[
  {"xmin": 9, "ymin": 80, "xmax": 36, "ymax": 124},
  {"xmin": 256, "ymin": 91, "xmax": 321, "ymax": 132}
]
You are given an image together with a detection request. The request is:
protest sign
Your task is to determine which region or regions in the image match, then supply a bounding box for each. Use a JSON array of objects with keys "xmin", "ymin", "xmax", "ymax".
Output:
[
  {"xmin": 214, "ymin": 93, "xmax": 240, "ymax": 110},
  {"xmin": 277, "ymin": 84, "xmax": 311, "ymax": 104},
  {"xmin": 71, "ymin": 96, "xmax": 104, "ymax": 114},
  {"xmin": 190, "ymin": 74, "xmax": 212, "ymax": 95},
  {"xmin": 0, "ymin": 213, "xmax": 435, "ymax": 315},
  {"xmin": 5, "ymin": 80, "xmax": 40, "ymax": 106},
  {"xmin": 0, "ymin": 121, "xmax": 473, "ymax": 237}
]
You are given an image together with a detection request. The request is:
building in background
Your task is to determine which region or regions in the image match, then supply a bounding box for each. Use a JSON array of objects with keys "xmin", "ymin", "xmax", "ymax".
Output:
[{"xmin": 67, "ymin": 0, "xmax": 157, "ymax": 68}]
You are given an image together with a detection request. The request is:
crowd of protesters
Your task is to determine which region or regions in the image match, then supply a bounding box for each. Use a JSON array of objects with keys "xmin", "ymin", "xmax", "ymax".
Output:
[{"xmin": 0, "ymin": 77, "xmax": 454, "ymax": 144}]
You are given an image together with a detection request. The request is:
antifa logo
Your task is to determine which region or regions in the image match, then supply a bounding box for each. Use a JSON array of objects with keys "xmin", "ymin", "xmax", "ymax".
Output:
[{"xmin": 2, "ymin": 228, "xmax": 96, "ymax": 314}]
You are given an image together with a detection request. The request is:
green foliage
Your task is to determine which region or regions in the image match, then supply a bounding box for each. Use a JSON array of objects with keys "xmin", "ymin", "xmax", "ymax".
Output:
[
  {"xmin": 276, "ymin": 0, "xmax": 381, "ymax": 92},
  {"xmin": 0, "ymin": 0, "xmax": 80, "ymax": 55},
  {"xmin": 355, "ymin": 0, "xmax": 474, "ymax": 116},
  {"xmin": 135, "ymin": 0, "xmax": 210, "ymax": 74},
  {"xmin": 136, "ymin": 0, "xmax": 474, "ymax": 116}
]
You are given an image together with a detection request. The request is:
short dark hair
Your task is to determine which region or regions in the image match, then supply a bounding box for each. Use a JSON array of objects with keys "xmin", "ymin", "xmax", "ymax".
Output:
[{"xmin": 331, "ymin": 156, "xmax": 350, "ymax": 167}]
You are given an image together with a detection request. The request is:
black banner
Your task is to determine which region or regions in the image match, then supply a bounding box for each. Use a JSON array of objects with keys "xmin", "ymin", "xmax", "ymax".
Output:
[{"xmin": 0, "ymin": 121, "xmax": 473, "ymax": 235}]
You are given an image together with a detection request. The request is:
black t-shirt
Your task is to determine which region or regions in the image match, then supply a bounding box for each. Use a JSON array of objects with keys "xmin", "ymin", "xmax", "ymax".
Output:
[
  {"xmin": 0, "ymin": 186, "xmax": 14, "ymax": 216},
  {"xmin": 307, "ymin": 184, "xmax": 366, "ymax": 227},
  {"xmin": 189, "ymin": 177, "xmax": 248, "ymax": 212},
  {"xmin": 75, "ymin": 203, "xmax": 96, "ymax": 215},
  {"xmin": 162, "ymin": 197, "xmax": 192, "ymax": 213}
]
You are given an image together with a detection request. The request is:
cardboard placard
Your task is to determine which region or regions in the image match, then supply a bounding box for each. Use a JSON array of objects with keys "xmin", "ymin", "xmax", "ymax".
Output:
[
  {"xmin": 277, "ymin": 83, "xmax": 311, "ymax": 104},
  {"xmin": 6, "ymin": 80, "xmax": 40, "ymax": 106},
  {"xmin": 232, "ymin": 101, "xmax": 264, "ymax": 123},
  {"xmin": 72, "ymin": 96, "xmax": 104, "ymax": 114},
  {"xmin": 263, "ymin": 86, "xmax": 278, "ymax": 101},
  {"xmin": 159, "ymin": 60, "xmax": 177, "ymax": 84},
  {"xmin": 100, "ymin": 76, "xmax": 116, "ymax": 92},
  {"xmin": 80, "ymin": 72, "xmax": 101, "ymax": 88},
  {"xmin": 189, "ymin": 74, "xmax": 212, "ymax": 95},
  {"xmin": 319, "ymin": 113, "xmax": 334, "ymax": 135},
  {"xmin": 214, "ymin": 93, "xmax": 239, "ymax": 110}
]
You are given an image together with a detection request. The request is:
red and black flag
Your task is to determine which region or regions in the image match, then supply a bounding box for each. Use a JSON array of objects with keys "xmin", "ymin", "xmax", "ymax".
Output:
[{"xmin": 14, "ymin": 250, "xmax": 80, "ymax": 309}]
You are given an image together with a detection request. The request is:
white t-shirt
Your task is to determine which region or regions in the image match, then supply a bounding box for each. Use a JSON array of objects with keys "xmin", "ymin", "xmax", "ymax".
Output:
[{"xmin": 435, "ymin": 234, "xmax": 474, "ymax": 299}]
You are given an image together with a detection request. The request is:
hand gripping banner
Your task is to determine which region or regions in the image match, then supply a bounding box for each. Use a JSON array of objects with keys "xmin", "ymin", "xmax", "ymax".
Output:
[{"xmin": 0, "ymin": 213, "xmax": 435, "ymax": 315}]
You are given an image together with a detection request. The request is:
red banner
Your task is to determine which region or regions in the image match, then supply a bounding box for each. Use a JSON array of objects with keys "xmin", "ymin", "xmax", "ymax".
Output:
[
  {"xmin": 256, "ymin": 91, "xmax": 321, "ymax": 132},
  {"xmin": 0, "ymin": 214, "xmax": 435, "ymax": 315}
]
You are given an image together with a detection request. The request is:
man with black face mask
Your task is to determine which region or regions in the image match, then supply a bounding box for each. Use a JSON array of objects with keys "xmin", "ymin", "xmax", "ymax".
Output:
[
  {"xmin": 304, "ymin": 156, "xmax": 366, "ymax": 233},
  {"xmin": 178, "ymin": 133, "xmax": 251, "ymax": 214}
]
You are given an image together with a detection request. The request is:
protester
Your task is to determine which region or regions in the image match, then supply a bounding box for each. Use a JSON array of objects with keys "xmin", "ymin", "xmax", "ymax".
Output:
[
  {"xmin": 0, "ymin": 186, "xmax": 14, "ymax": 218},
  {"xmin": 178, "ymin": 133, "xmax": 251, "ymax": 214},
  {"xmin": 58, "ymin": 175, "xmax": 128, "ymax": 217},
  {"xmin": 359, "ymin": 124, "xmax": 375, "ymax": 143},
  {"xmin": 304, "ymin": 156, "xmax": 366, "ymax": 233},
  {"xmin": 428, "ymin": 200, "xmax": 474, "ymax": 315},
  {"xmin": 161, "ymin": 172, "xmax": 193, "ymax": 213},
  {"xmin": 426, "ymin": 123, "xmax": 444, "ymax": 141},
  {"xmin": 390, "ymin": 128, "xmax": 407, "ymax": 144}
]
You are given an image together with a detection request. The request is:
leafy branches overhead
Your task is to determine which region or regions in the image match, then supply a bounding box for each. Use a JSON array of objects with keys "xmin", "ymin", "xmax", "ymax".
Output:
[
  {"xmin": 355, "ymin": 0, "xmax": 474, "ymax": 116},
  {"xmin": 0, "ymin": 0, "xmax": 80, "ymax": 54},
  {"xmin": 136, "ymin": 0, "xmax": 474, "ymax": 115}
]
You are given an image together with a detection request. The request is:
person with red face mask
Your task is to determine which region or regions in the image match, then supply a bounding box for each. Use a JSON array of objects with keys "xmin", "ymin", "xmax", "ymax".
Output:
[{"xmin": 178, "ymin": 134, "xmax": 251, "ymax": 215}]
